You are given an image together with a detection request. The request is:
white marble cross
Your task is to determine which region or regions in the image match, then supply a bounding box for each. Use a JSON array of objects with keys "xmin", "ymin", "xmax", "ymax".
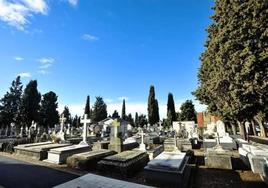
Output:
[
  {"xmin": 80, "ymin": 114, "xmax": 91, "ymax": 144},
  {"xmin": 59, "ymin": 114, "xmax": 67, "ymax": 133},
  {"xmin": 139, "ymin": 129, "xmax": 146, "ymax": 151}
]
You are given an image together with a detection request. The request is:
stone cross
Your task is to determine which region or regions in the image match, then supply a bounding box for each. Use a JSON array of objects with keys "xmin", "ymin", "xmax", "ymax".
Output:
[
  {"xmin": 112, "ymin": 119, "xmax": 120, "ymax": 138},
  {"xmin": 80, "ymin": 114, "xmax": 91, "ymax": 145},
  {"xmin": 59, "ymin": 114, "xmax": 67, "ymax": 133},
  {"xmin": 139, "ymin": 129, "xmax": 146, "ymax": 151}
]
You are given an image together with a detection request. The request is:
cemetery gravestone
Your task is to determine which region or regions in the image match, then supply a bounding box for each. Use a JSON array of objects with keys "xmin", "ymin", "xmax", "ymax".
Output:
[{"xmin": 108, "ymin": 119, "xmax": 122, "ymax": 153}]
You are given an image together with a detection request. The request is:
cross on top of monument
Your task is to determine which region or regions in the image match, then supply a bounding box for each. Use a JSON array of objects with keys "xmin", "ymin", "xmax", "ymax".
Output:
[
  {"xmin": 112, "ymin": 119, "xmax": 120, "ymax": 127},
  {"xmin": 60, "ymin": 114, "xmax": 67, "ymax": 125},
  {"xmin": 81, "ymin": 114, "xmax": 91, "ymax": 124}
]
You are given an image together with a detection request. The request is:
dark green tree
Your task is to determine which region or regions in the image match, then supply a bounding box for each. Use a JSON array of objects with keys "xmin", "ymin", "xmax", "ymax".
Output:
[
  {"xmin": 21, "ymin": 80, "xmax": 41, "ymax": 127},
  {"xmin": 167, "ymin": 93, "xmax": 176, "ymax": 121},
  {"xmin": 92, "ymin": 96, "xmax": 107, "ymax": 122},
  {"xmin": 134, "ymin": 112, "xmax": 139, "ymax": 127},
  {"xmin": 112, "ymin": 110, "xmax": 120, "ymax": 119},
  {"xmin": 71, "ymin": 115, "xmax": 80, "ymax": 127},
  {"xmin": 84, "ymin": 95, "xmax": 90, "ymax": 117},
  {"xmin": 62, "ymin": 106, "xmax": 71, "ymax": 124},
  {"xmin": 0, "ymin": 76, "xmax": 23, "ymax": 130},
  {"xmin": 180, "ymin": 100, "xmax": 197, "ymax": 122},
  {"xmin": 138, "ymin": 114, "xmax": 148, "ymax": 128},
  {"xmin": 147, "ymin": 85, "xmax": 160, "ymax": 125},
  {"xmin": 39, "ymin": 91, "xmax": 59, "ymax": 130},
  {"xmin": 126, "ymin": 113, "xmax": 134, "ymax": 126},
  {"xmin": 121, "ymin": 99, "xmax": 126, "ymax": 120},
  {"xmin": 193, "ymin": 0, "xmax": 268, "ymax": 138}
]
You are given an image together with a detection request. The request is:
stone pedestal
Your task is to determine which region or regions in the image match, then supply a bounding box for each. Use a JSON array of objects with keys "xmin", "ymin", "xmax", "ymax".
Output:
[
  {"xmin": 177, "ymin": 138, "xmax": 192, "ymax": 152},
  {"xmin": 164, "ymin": 138, "xmax": 176, "ymax": 152},
  {"xmin": 205, "ymin": 148, "xmax": 233, "ymax": 169},
  {"xmin": 108, "ymin": 137, "xmax": 122, "ymax": 153}
]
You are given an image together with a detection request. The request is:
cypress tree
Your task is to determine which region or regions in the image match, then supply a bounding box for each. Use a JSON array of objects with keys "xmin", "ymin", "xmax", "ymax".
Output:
[
  {"xmin": 135, "ymin": 112, "xmax": 139, "ymax": 127},
  {"xmin": 121, "ymin": 99, "xmax": 126, "ymax": 120},
  {"xmin": 84, "ymin": 95, "xmax": 90, "ymax": 117},
  {"xmin": 167, "ymin": 93, "xmax": 176, "ymax": 121},
  {"xmin": 21, "ymin": 80, "xmax": 41, "ymax": 127},
  {"xmin": 39, "ymin": 91, "xmax": 59, "ymax": 129},
  {"xmin": 147, "ymin": 85, "xmax": 159, "ymax": 125}
]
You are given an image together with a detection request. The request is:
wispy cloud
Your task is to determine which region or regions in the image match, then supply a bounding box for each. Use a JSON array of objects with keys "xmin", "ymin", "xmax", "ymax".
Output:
[
  {"xmin": 38, "ymin": 57, "xmax": 54, "ymax": 64},
  {"xmin": 18, "ymin": 72, "xmax": 31, "ymax": 78},
  {"xmin": 14, "ymin": 56, "xmax": 24, "ymax": 61},
  {"xmin": 0, "ymin": 0, "xmax": 78, "ymax": 30},
  {"xmin": 37, "ymin": 70, "xmax": 48, "ymax": 75},
  {"xmin": 0, "ymin": 0, "xmax": 48, "ymax": 30},
  {"xmin": 67, "ymin": 0, "xmax": 78, "ymax": 6},
  {"xmin": 82, "ymin": 34, "xmax": 99, "ymax": 41},
  {"xmin": 37, "ymin": 57, "xmax": 54, "ymax": 75}
]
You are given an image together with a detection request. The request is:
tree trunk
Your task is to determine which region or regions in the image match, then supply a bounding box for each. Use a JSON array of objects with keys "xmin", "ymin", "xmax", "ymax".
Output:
[
  {"xmin": 231, "ymin": 123, "xmax": 236, "ymax": 135},
  {"xmin": 251, "ymin": 120, "xmax": 257, "ymax": 136},
  {"xmin": 254, "ymin": 117, "xmax": 267, "ymax": 138},
  {"xmin": 237, "ymin": 121, "xmax": 246, "ymax": 140}
]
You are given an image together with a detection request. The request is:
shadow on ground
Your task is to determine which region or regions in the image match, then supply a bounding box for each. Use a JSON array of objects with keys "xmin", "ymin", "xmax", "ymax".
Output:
[{"xmin": 0, "ymin": 156, "xmax": 78, "ymax": 188}]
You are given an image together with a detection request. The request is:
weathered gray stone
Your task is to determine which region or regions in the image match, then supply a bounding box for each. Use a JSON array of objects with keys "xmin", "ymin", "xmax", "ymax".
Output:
[
  {"xmin": 203, "ymin": 137, "xmax": 236, "ymax": 150},
  {"xmin": 205, "ymin": 148, "xmax": 233, "ymax": 169},
  {"xmin": 239, "ymin": 144, "xmax": 268, "ymax": 174},
  {"xmin": 164, "ymin": 138, "xmax": 177, "ymax": 152},
  {"xmin": 108, "ymin": 137, "xmax": 122, "ymax": 153},
  {"xmin": 144, "ymin": 151, "xmax": 191, "ymax": 188},
  {"xmin": 177, "ymin": 138, "xmax": 192, "ymax": 152},
  {"xmin": 15, "ymin": 143, "xmax": 71, "ymax": 160},
  {"xmin": 92, "ymin": 141, "xmax": 109, "ymax": 151},
  {"xmin": 67, "ymin": 149, "xmax": 116, "ymax": 170},
  {"xmin": 98, "ymin": 150, "xmax": 149, "ymax": 178}
]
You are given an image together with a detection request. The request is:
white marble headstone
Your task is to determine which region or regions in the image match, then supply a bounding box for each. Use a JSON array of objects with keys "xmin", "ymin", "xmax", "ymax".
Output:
[{"xmin": 216, "ymin": 120, "xmax": 226, "ymax": 137}]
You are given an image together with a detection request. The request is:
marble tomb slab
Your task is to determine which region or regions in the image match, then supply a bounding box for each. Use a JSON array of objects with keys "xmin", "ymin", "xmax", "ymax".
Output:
[
  {"xmin": 45, "ymin": 144, "xmax": 90, "ymax": 164},
  {"xmin": 67, "ymin": 149, "xmax": 116, "ymax": 170},
  {"xmin": 144, "ymin": 151, "xmax": 190, "ymax": 188},
  {"xmin": 14, "ymin": 143, "xmax": 71, "ymax": 160}
]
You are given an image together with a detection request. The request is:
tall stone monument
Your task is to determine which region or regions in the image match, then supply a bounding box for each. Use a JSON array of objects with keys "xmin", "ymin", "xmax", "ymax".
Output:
[
  {"xmin": 57, "ymin": 114, "xmax": 66, "ymax": 141},
  {"xmin": 108, "ymin": 119, "xmax": 122, "ymax": 153},
  {"xmin": 79, "ymin": 114, "xmax": 91, "ymax": 145}
]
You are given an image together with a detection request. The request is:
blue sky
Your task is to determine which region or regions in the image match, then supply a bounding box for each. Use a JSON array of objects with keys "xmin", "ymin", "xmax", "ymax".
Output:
[{"xmin": 0, "ymin": 0, "xmax": 213, "ymax": 118}]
